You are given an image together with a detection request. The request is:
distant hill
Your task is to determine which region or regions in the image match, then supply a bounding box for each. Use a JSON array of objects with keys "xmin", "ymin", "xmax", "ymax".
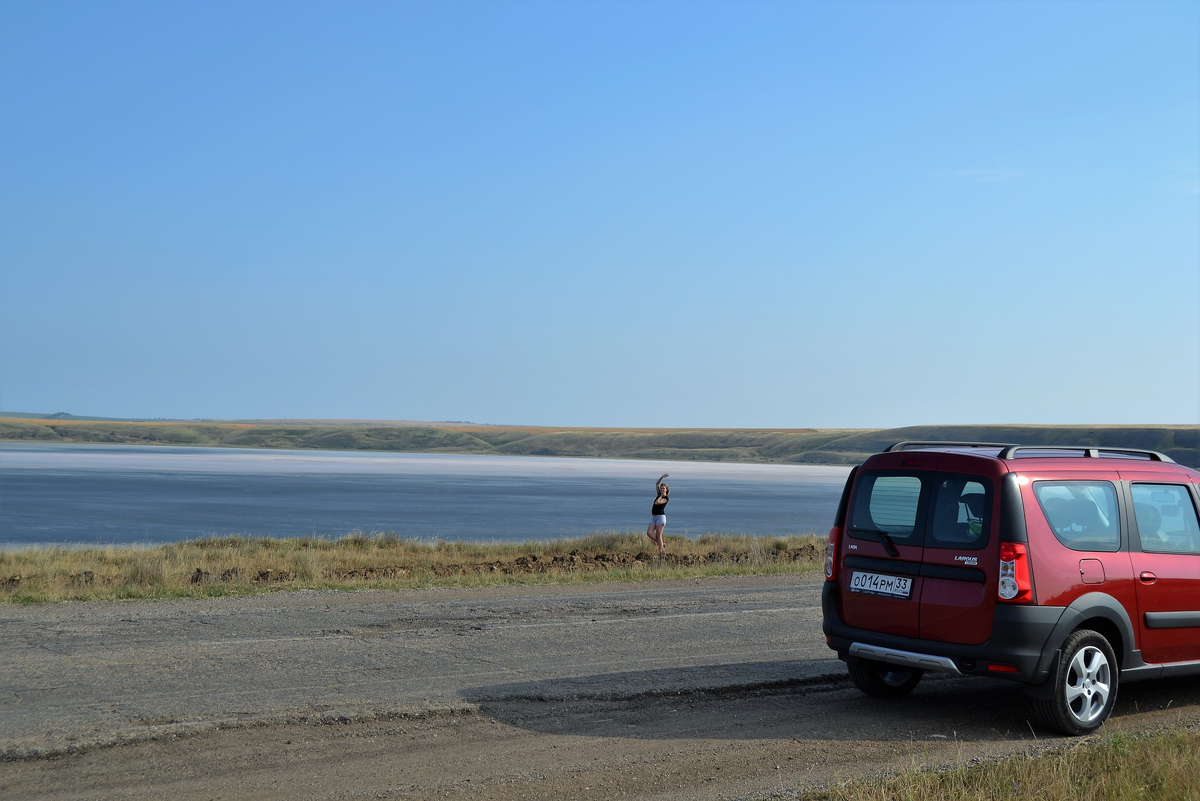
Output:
[
  {"xmin": 0, "ymin": 411, "xmax": 141, "ymax": 422},
  {"xmin": 1, "ymin": 416, "xmax": 1196, "ymax": 468}
]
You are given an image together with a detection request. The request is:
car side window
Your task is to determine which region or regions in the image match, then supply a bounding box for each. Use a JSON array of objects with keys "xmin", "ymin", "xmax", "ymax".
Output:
[
  {"xmin": 1131, "ymin": 484, "xmax": 1200, "ymax": 555},
  {"xmin": 926, "ymin": 474, "xmax": 991, "ymax": 550},
  {"xmin": 1032, "ymin": 481, "xmax": 1121, "ymax": 552}
]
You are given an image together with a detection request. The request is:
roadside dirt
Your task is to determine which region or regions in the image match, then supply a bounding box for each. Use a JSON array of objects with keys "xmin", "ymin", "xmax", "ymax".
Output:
[
  {"xmin": 2, "ymin": 576, "xmax": 1198, "ymax": 800},
  {"xmin": 6, "ymin": 673, "xmax": 1199, "ymax": 800}
]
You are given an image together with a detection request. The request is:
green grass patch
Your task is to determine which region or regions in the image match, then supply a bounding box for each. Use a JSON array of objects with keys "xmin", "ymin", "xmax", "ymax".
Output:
[
  {"xmin": 0, "ymin": 532, "xmax": 826, "ymax": 604},
  {"xmin": 794, "ymin": 726, "xmax": 1200, "ymax": 801}
]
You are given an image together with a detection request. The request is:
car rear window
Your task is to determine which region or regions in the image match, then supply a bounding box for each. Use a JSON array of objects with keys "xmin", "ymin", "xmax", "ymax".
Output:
[
  {"xmin": 1131, "ymin": 484, "xmax": 1200, "ymax": 555},
  {"xmin": 1032, "ymin": 481, "xmax": 1120, "ymax": 552},
  {"xmin": 927, "ymin": 475, "xmax": 991, "ymax": 550},
  {"xmin": 848, "ymin": 472, "xmax": 926, "ymax": 544}
]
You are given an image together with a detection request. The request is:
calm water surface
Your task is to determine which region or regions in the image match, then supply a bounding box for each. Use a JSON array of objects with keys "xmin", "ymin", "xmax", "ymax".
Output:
[{"xmin": 0, "ymin": 443, "xmax": 851, "ymax": 546}]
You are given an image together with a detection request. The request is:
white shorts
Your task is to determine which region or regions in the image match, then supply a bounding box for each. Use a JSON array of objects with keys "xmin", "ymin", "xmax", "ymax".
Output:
[{"xmin": 651, "ymin": 515, "xmax": 666, "ymax": 526}]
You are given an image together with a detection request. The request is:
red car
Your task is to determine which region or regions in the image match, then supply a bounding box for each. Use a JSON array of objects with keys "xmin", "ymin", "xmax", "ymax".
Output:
[{"xmin": 821, "ymin": 442, "xmax": 1200, "ymax": 734}]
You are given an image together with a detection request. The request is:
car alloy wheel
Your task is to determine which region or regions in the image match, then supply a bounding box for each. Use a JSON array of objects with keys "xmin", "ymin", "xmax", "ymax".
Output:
[
  {"xmin": 1034, "ymin": 629, "xmax": 1119, "ymax": 736},
  {"xmin": 1064, "ymin": 644, "xmax": 1111, "ymax": 725}
]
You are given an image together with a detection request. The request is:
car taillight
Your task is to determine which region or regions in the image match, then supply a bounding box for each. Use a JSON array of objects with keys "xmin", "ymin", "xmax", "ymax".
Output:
[
  {"xmin": 824, "ymin": 525, "xmax": 841, "ymax": 580},
  {"xmin": 998, "ymin": 542, "xmax": 1033, "ymax": 603}
]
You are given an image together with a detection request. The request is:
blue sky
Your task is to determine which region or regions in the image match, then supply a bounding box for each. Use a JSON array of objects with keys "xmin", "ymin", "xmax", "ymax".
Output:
[{"xmin": 1, "ymin": 0, "xmax": 1197, "ymax": 428}]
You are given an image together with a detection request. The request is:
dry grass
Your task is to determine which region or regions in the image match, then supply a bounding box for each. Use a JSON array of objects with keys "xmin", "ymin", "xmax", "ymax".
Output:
[
  {"xmin": 0, "ymin": 532, "xmax": 826, "ymax": 603},
  {"xmin": 796, "ymin": 726, "xmax": 1200, "ymax": 801}
]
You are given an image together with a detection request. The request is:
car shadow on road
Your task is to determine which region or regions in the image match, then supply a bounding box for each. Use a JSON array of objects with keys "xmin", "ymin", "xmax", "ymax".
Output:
[{"xmin": 470, "ymin": 664, "xmax": 1200, "ymax": 744}]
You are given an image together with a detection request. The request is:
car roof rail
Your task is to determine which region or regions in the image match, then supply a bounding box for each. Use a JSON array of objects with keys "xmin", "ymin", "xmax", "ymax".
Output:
[
  {"xmin": 886, "ymin": 441, "xmax": 1016, "ymax": 452},
  {"xmin": 996, "ymin": 445, "xmax": 1175, "ymax": 463}
]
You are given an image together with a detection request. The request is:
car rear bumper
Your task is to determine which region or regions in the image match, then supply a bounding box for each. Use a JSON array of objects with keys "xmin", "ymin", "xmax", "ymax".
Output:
[
  {"xmin": 821, "ymin": 580, "xmax": 1065, "ymax": 685},
  {"xmin": 847, "ymin": 642, "xmax": 962, "ymax": 674}
]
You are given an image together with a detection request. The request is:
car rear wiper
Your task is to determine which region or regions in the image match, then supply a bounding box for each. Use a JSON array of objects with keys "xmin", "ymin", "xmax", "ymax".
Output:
[{"xmin": 848, "ymin": 527, "xmax": 901, "ymax": 557}]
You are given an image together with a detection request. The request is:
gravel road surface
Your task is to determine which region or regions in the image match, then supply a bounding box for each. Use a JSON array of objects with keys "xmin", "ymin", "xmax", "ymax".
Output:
[{"xmin": 3, "ymin": 575, "xmax": 1198, "ymax": 800}]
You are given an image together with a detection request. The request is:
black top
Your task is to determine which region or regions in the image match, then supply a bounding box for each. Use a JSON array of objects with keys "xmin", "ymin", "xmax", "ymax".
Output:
[{"xmin": 652, "ymin": 495, "xmax": 668, "ymax": 516}]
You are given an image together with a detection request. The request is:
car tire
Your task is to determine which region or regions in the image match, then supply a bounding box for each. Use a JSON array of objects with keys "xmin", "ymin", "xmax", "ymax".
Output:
[
  {"xmin": 1034, "ymin": 629, "xmax": 1119, "ymax": 736},
  {"xmin": 847, "ymin": 658, "xmax": 924, "ymax": 698}
]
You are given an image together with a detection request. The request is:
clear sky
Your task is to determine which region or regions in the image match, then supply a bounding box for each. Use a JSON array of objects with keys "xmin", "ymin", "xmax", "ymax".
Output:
[{"xmin": 1, "ymin": 1, "xmax": 1197, "ymax": 428}]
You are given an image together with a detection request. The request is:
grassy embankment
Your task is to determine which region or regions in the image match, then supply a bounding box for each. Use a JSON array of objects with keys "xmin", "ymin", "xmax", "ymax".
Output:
[
  {"xmin": 2, "ymin": 417, "xmax": 1197, "ymax": 466},
  {"xmin": 0, "ymin": 532, "xmax": 826, "ymax": 604},
  {"xmin": 794, "ymin": 726, "xmax": 1200, "ymax": 801}
]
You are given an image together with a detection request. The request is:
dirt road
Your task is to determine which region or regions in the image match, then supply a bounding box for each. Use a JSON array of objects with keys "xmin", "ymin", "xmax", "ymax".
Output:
[{"xmin": 3, "ymin": 575, "xmax": 1198, "ymax": 800}]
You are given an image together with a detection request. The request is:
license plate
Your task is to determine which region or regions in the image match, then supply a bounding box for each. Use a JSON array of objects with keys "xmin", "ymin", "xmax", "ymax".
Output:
[{"xmin": 849, "ymin": 571, "xmax": 912, "ymax": 599}]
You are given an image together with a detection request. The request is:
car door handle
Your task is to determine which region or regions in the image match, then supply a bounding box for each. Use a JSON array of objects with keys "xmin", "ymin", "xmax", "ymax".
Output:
[{"xmin": 1139, "ymin": 571, "xmax": 1157, "ymax": 584}]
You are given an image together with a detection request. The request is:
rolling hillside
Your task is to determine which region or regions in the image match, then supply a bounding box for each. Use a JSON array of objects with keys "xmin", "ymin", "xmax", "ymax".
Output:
[{"xmin": 1, "ymin": 417, "xmax": 1196, "ymax": 467}]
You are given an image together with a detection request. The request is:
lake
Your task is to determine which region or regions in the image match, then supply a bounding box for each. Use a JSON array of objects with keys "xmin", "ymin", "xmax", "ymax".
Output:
[{"xmin": 0, "ymin": 443, "xmax": 851, "ymax": 547}]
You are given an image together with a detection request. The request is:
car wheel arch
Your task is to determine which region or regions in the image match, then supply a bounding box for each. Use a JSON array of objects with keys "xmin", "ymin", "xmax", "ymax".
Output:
[
  {"xmin": 1074, "ymin": 616, "xmax": 1126, "ymax": 669},
  {"xmin": 1036, "ymin": 593, "xmax": 1137, "ymax": 677}
]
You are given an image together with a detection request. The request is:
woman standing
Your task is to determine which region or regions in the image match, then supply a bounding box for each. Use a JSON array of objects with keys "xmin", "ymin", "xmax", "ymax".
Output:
[{"xmin": 646, "ymin": 473, "xmax": 669, "ymax": 555}]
